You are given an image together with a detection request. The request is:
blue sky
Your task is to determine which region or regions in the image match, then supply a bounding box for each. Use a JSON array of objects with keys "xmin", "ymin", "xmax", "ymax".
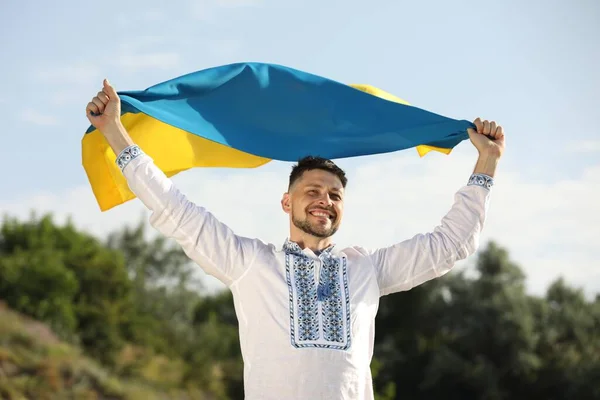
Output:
[{"xmin": 1, "ymin": 0, "xmax": 598, "ymax": 296}]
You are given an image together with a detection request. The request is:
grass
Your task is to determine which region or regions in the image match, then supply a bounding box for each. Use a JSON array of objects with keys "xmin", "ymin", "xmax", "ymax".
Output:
[{"xmin": 0, "ymin": 303, "xmax": 210, "ymax": 400}]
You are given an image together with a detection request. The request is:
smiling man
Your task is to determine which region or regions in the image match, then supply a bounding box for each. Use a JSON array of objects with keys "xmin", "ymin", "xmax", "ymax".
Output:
[
  {"xmin": 285, "ymin": 157, "xmax": 346, "ymax": 242},
  {"xmin": 86, "ymin": 79, "xmax": 505, "ymax": 400}
]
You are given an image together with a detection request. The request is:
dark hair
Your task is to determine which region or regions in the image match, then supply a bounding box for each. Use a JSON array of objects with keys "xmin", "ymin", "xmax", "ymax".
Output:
[{"xmin": 288, "ymin": 156, "xmax": 347, "ymax": 189}]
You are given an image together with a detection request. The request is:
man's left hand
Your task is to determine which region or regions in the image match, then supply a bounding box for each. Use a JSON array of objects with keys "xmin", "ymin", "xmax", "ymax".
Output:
[{"xmin": 467, "ymin": 118, "xmax": 505, "ymax": 158}]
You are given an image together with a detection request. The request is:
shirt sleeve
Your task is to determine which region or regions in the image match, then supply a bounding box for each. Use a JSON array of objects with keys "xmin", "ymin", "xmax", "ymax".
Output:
[
  {"xmin": 116, "ymin": 145, "xmax": 262, "ymax": 286},
  {"xmin": 367, "ymin": 174, "xmax": 493, "ymax": 296}
]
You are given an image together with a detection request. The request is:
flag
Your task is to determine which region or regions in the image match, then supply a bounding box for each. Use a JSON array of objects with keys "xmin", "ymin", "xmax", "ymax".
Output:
[{"xmin": 82, "ymin": 62, "xmax": 474, "ymax": 211}]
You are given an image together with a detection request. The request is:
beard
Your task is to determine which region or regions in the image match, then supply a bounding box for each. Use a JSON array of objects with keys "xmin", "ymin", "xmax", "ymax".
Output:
[{"xmin": 292, "ymin": 209, "xmax": 339, "ymax": 238}]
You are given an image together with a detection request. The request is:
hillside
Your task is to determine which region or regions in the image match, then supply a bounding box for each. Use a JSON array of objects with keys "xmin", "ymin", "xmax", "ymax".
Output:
[{"xmin": 0, "ymin": 302, "xmax": 208, "ymax": 400}]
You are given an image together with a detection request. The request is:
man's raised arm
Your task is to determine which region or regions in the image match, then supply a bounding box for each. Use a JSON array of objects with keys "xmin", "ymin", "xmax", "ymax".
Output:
[
  {"xmin": 86, "ymin": 79, "xmax": 261, "ymax": 286},
  {"xmin": 363, "ymin": 118, "xmax": 505, "ymax": 296}
]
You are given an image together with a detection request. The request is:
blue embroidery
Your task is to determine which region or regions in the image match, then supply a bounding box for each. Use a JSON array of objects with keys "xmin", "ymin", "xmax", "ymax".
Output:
[
  {"xmin": 116, "ymin": 145, "xmax": 144, "ymax": 171},
  {"xmin": 320, "ymin": 256, "xmax": 344, "ymax": 343},
  {"xmin": 293, "ymin": 256, "xmax": 319, "ymax": 341},
  {"xmin": 317, "ymin": 282, "xmax": 332, "ymax": 301},
  {"xmin": 468, "ymin": 173, "xmax": 494, "ymax": 190},
  {"xmin": 284, "ymin": 240, "xmax": 351, "ymax": 350}
]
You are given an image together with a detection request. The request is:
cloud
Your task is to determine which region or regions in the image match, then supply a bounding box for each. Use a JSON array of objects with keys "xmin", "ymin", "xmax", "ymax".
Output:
[
  {"xmin": 189, "ymin": 3, "xmax": 214, "ymax": 21},
  {"xmin": 32, "ymin": 36, "xmax": 178, "ymax": 89},
  {"xmin": 140, "ymin": 9, "xmax": 165, "ymax": 22},
  {"xmin": 117, "ymin": 36, "xmax": 168, "ymax": 53},
  {"xmin": 567, "ymin": 140, "xmax": 600, "ymax": 153},
  {"xmin": 34, "ymin": 63, "xmax": 102, "ymax": 86},
  {"xmin": 115, "ymin": 9, "xmax": 166, "ymax": 26},
  {"xmin": 206, "ymin": 39, "xmax": 242, "ymax": 59},
  {"xmin": 110, "ymin": 35, "xmax": 181, "ymax": 72},
  {"xmin": 190, "ymin": 0, "xmax": 263, "ymax": 21},
  {"xmin": 1, "ymin": 185, "xmax": 140, "ymax": 238},
  {"xmin": 50, "ymin": 90, "xmax": 84, "ymax": 106},
  {"xmin": 481, "ymin": 163, "xmax": 600, "ymax": 295},
  {"xmin": 113, "ymin": 52, "xmax": 182, "ymax": 72},
  {"xmin": 2, "ymin": 149, "xmax": 598, "ymax": 298},
  {"xmin": 19, "ymin": 109, "xmax": 59, "ymax": 126},
  {"xmin": 216, "ymin": 0, "xmax": 264, "ymax": 7},
  {"xmin": 336, "ymin": 152, "xmax": 600, "ymax": 297}
]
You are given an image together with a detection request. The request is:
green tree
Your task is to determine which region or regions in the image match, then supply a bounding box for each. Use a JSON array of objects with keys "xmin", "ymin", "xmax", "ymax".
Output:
[
  {"xmin": 4, "ymin": 213, "xmax": 599, "ymax": 398},
  {"xmin": 187, "ymin": 290, "xmax": 243, "ymax": 400},
  {"xmin": 0, "ymin": 215, "xmax": 79, "ymax": 336},
  {"xmin": 106, "ymin": 220, "xmax": 202, "ymax": 356},
  {"xmin": 0, "ymin": 214, "xmax": 133, "ymax": 365},
  {"xmin": 532, "ymin": 279, "xmax": 600, "ymax": 399},
  {"xmin": 107, "ymin": 220, "xmax": 244, "ymax": 398},
  {"xmin": 373, "ymin": 242, "xmax": 543, "ymax": 399},
  {"xmin": 421, "ymin": 242, "xmax": 541, "ymax": 399}
]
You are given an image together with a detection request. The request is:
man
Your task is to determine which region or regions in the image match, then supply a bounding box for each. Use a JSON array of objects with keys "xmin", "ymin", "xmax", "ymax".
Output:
[{"xmin": 86, "ymin": 79, "xmax": 504, "ymax": 399}]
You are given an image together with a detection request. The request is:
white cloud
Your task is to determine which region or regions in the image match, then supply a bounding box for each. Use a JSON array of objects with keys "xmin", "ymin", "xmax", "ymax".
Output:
[
  {"xmin": 567, "ymin": 140, "xmax": 600, "ymax": 153},
  {"xmin": 113, "ymin": 52, "xmax": 181, "ymax": 72},
  {"xmin": 480, "ymin": 163, "xmax": 600, "ymax": 296},
  {"xmin": 141, "ymin": 9, "xmax": 165, "ymax": 21},
  {"xmin": 2, "ymin": 149, "xmax": 598, "ymax": 298},
  {"xmin": 0, "ymin": 185, "xmax": 143, "ymax": 239},
  {"xmin": 32, "ymin": 36, "xmax": 177, "ymax": 90},
  {"xmin": 19, "ymin": 109, "xmax": 59, "ymax": 126},
  {"xmin": 117, "ymin": 36, "xmax": 167, "ymax": 53},
  {"xmin": 190, "ymin": 0, "xmax": 263, "ymax": 21},
  {"xmin": 189, "ymin": 3, "xmax": 214, "ymax": 21},
  {"xmin": 216, "ymin": 0, "xmax": 264, "ymax": 7},
  {"xmin": 206, "ymin": 39, "xmax": 242, "ymax": 59},
  {"xmin": 34, "ymin": 63, "xmax": 102, "ymax": 86},
  {"xmin": 50, "ymin": 89, "xmax": 87, "ymax": 106},
  {"xmin": 115, "ymin": 9, "xmax": 166, "ymax": 26}
]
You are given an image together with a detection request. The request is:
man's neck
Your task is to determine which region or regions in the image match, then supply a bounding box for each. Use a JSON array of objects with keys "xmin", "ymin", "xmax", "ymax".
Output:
[{"xmin": 289, "ymin": 233, "xmax": 333, "ymax": 253}]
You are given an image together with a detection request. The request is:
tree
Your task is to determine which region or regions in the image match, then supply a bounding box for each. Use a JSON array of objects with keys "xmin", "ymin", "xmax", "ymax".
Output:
[
  {"xmin": 532, "ymin": 278, "xmax": 600, "ymax": 399},
  {"xmin": 421, "ymin": 242, "xmax": 541, "ymax": 399},
  {"xmin": 186, "ymin": 290, "xmax": 244, "ymax": 400},
  {"xmin": 0, "ymin": 214, "xmax": 133, "ymax": 365},
  {"xmin": 3, "ymin": 213, "xmax": 599, "ymax": 398},
  {"xmin": 373, "ymin": 242, "xmax": 543, "ymax": 399},
  {"xmin": 0, "ymin": 215, "xmax": 79, "ymax": 337},
  {"xmin": 106, "ymin": 220, "xmax": 203, "ymax": 356}
]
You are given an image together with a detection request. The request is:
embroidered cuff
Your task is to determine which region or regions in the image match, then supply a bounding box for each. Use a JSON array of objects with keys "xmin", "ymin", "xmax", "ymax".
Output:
[
  {"xmin": 468, "ymin": 173, "xmax": 494, "ymax": 190},
  {"xmin": 116, "ymin": 145, "xmax": 144, "ymax": 172}
]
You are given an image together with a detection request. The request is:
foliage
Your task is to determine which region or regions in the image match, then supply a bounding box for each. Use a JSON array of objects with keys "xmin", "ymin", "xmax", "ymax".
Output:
[
  {"xmin": 0, "ymin": 301, "xmax": 210, "ymax": 400},
  {"xmin": 1, "ymin": 214, "xmax": 598, "ymax": 399},
  {"xmin": 0, "ymin": 214, "xmax": 133, "ymax": 365},
  {"xmin": 372, "ymin": 241, "xmax": 600, "ymax": 399}
]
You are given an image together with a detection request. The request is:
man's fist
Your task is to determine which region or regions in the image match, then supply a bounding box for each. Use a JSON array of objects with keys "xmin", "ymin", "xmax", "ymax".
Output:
[
  {"xmin": 467, "ymin": 118, "xmax": 506, "ymax": 158},
  {"xmin": 86, "ymin": 79, "xmax": 121, "ymax": 131}
]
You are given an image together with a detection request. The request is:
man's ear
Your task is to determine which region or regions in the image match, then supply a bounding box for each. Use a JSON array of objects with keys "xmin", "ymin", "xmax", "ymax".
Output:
[{"xmin": 281, "ymin": 192, "xmax": 291, "ymax": 214}]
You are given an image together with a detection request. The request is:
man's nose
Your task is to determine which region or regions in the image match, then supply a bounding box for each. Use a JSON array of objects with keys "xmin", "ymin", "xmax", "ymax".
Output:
[{"xmin": 317, "ymin": 194, "xmax": 332, "ymax": 206}]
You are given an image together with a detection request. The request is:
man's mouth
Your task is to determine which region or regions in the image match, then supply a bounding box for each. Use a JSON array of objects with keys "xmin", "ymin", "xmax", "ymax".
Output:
[{"xmin": 308, "ymin": 209, "xmax": 335, "ymax": 220}]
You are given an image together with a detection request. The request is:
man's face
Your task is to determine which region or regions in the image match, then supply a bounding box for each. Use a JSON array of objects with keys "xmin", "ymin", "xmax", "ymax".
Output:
[{"xmin": 283, "ymin": 169, "xmax": 345, "ymax": 238}]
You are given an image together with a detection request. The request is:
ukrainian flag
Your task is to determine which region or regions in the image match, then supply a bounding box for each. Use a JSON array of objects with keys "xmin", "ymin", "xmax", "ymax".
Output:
[{"xmin": 82, "ymin": 62, "xmax": 474, "ymax": 211}]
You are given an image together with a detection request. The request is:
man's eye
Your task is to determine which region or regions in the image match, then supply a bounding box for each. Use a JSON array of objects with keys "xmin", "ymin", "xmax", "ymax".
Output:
[{"xmin": 331, "ymin": 194, "xmax": 341, "ymax": 200}]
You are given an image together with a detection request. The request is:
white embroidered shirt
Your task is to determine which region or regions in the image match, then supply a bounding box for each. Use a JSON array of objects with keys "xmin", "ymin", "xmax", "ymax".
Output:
[{"xmin": 117, "ymin": 145, "xmax": 493, "ymax": 400}]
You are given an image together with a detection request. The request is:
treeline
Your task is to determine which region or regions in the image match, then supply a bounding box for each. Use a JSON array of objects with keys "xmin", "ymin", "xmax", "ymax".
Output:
[{"xmin": 0, "ymin": 214, "xmax": 598, "ymax": 399}]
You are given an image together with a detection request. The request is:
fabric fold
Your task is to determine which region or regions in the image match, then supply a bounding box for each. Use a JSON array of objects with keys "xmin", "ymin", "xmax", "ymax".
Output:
[{"xmin": 82, "ymin": 62, "xmax": 473, "ymax": 211}]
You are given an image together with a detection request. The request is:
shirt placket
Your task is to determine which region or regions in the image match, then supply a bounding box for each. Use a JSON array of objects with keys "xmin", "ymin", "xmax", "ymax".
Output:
[{"xmin": 313, "ymin": 256, "xmax": 323, "ymax": 338}]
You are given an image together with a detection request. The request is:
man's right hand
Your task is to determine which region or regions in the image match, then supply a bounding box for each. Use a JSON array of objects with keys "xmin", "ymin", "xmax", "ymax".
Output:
[
  {"xmin": 85, "ymin": 79, "xmax": 134, "ymax": 155},
  {"xmin": 86, "ymin": 79, "xmax": 122, "ymax": 132}
]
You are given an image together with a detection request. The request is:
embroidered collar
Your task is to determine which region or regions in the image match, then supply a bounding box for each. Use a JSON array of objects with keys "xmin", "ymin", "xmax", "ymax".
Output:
[{"xmin": 283, "ymin": 238, "xmax": 336, "ymax": 257}]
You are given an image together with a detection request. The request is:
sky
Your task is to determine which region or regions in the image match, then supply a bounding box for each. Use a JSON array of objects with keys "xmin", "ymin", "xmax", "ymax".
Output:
[{"xmin": 0, "ymin": 0, "xmax": 598, "ymax": 297}]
